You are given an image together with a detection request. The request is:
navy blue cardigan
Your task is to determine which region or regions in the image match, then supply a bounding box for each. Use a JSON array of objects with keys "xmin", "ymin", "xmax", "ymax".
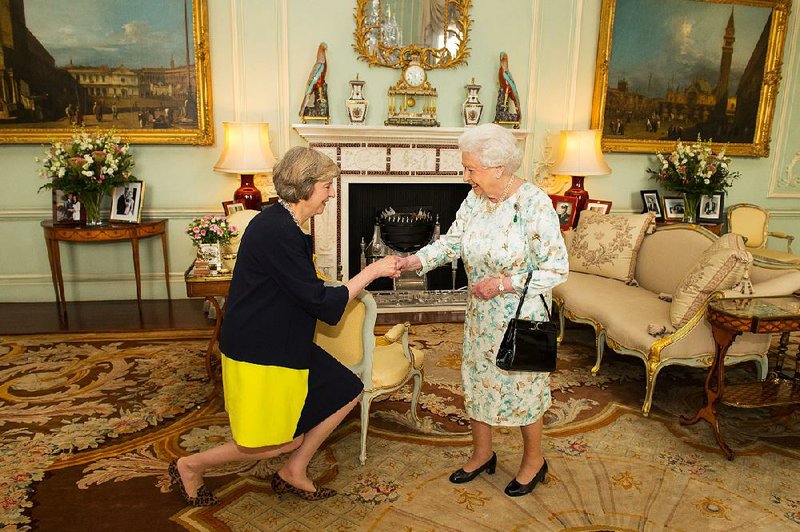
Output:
[{"xmin": 219, "ymin": 204, "xmax": 349, "ymax": 369}]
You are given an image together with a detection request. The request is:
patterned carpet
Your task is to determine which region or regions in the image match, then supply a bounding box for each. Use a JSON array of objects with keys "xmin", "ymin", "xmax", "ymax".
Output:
[{"xmin": 0, "ymin": 325, "xmax": 798, "ymax": 530}]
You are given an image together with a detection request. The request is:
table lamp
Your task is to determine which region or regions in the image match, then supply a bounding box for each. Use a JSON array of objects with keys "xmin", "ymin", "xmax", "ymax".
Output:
[
  {"xmin": 551, "ymin": 129, "xmax": 611, "ymax": 215},
  {"xmin": 214, "ymin": 122, "xmax": 277, "ymax": 210}
]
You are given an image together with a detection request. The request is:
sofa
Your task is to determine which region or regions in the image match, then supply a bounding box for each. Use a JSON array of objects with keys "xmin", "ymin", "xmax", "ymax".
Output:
[{"xmin": 553, "ymin": 214, "xmax": 800, "ymax": 415}]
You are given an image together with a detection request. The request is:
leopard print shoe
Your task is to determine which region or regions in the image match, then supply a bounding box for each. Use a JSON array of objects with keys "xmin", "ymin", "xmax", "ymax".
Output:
[
  {"xmin": 168, "ymin": 459, "xmax": 220, "ymax": 507},
  {"xmin": 271, "ymin": 472, "xmax": 337, "ymax": 500}
]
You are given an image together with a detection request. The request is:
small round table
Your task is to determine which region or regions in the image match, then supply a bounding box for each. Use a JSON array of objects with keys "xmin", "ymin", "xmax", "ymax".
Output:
[{"xmin": 41, "ymin": 219, "xmax": 172, "ymax": 309}]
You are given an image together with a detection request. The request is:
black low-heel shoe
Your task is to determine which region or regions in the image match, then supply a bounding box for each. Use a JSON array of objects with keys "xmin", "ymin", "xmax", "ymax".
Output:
[
  {"xmin": 504, "ymin": 459, "xmax": 548, "ymax": 497},
  {"xmin": 449, "ymin": 452, "xmax": 497, "ymax": 484}
]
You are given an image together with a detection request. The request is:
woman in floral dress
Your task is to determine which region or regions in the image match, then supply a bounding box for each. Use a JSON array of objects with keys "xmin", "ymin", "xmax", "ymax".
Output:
[{"xmin": 399, "ymin": 123, "xmax": 568, "ymax": 497}]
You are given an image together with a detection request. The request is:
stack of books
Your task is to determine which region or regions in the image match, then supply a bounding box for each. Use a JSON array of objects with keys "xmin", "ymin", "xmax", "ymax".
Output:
[{"xmin": 193, "ymin": 260, "xmax": 211, "ymax": 276}]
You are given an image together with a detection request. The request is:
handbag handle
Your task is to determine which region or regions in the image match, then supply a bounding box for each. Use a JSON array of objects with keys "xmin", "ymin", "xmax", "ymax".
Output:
[{"xmin": 513, "ymin": 271, "xmax": 551, "ymax": 321}]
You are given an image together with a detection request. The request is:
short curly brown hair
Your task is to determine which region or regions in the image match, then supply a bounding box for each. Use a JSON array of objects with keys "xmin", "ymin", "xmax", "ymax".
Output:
[{"xmin": 273, "ymin": 147, "xmax": 339, "ymax": 202}]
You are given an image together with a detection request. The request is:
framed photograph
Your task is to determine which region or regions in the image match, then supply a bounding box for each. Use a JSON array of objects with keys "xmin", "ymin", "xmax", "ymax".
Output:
[
  {"xmin": 698, "ymin": 192, "xmax": 725, "ymax": 223},
  {"xmin": 222, "ymin": 200, "xmax": 247, "ymax": 216},
  {"xmin": 109, "ymin": 182, "xmax": 144, "ymax": 223},
  {"xmin": 585, "ymin": 199, "xmax": 613, "ymax": 215},
  {"xmin": 590, "ymin": 0, "xmax": 791, "ymax": 157},
  {"xmin": 52, "ymin": 190, "xmax": 85, "ymax": 225},
  {"xmin": 662, "ymin": 196, "xmax": 686, "ymax": 221},
  {"xmin": 640, "ymin": 190, "xmax": 664, "ymax": 221},
  {"xmin": 549, "ymin": 195, "xmax": 580, "ymax": 231},
  {"xmin": 0, "ymin": 0, "xmax": 212, "ymax": 145}
]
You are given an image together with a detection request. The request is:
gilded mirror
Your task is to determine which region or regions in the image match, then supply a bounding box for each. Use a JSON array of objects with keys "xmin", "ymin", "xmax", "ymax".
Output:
[{"xmin": 354, "ymin": 0, "xmax": 472, "ymax": 69}]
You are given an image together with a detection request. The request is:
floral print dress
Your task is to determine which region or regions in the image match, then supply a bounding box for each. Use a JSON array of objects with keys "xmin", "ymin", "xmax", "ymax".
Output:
[{"xmin": 416, "ymin": 182, "xmax": 568, "ymax": 426}]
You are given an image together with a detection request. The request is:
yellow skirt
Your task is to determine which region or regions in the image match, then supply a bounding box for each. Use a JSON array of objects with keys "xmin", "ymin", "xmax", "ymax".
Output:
[{"xmin": 221, "ymin": 354, "xmax": 309, "ymax": 448}]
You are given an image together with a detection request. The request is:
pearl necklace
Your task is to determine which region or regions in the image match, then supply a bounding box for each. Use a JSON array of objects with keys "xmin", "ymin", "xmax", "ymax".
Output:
[
  {"xmin": 485, "ymin": 176, "xmax": 515, "ymax": 212},
  {"xmin": 278, "ymin": 199, "xmax": 304, "ymax": 229}
]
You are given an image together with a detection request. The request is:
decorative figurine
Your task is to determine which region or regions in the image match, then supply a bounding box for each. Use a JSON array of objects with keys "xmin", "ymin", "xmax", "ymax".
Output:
[
  {"xmin": 494, "ymin": 51, "xmax": 521, "ymax": 129},
  {"xmin": 299, "ymin": 42, "xmax": 330, "ymax": 124},
  {"xmin": 346, "ymin": 73, "xmax": 369, "ymax": 124},
  {"xmin": 462, "ymin": 78, "xmax": 483, "ymax": 127},
  {"xmin": 385, "ymin": 53, "xmax": 439, "ymax": 127}
]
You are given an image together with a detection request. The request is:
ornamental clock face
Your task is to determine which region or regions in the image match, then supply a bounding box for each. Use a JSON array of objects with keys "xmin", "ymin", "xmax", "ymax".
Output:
[{"xmin": 403, "ymin": 65, "xmax": 426, "ymax": 87}]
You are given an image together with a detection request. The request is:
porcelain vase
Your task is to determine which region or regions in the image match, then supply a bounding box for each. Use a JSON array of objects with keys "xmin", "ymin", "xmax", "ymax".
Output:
[
  {"xmin": 197, "ymin": 243, "xmax": 222, "ymax": 271},
  {"xmin": 346, "ymin": 77, "xmax": 369, "ymax": 125},
  {"xmin": 462, "ymin": 79, "xmax": 483, "ymax": 126}
]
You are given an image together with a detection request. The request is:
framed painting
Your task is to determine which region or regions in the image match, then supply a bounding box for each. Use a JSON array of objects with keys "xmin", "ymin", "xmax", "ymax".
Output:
[
  {"xmin": 697, "ymin": 192, "xmax": 725, "ymax": 223},
  {"xmin": 110, "ymin": 182, "xmax": 144, "ymax": 223},
  {"xmin": 640, "ymin": 189, "xmax": 664, "ymax": 221},
  {"xmin": 0, "ymin": 0, "xmax": 212, "ymax": 145},
  {"xmin": 662, "ymin": 196, "xmax": 686, "ymax": 221},
  {"xmin": 590, "ymin": 0, "xmax": 791, "ymax": 157},
  {"xmin": 549, "ymin": 194, "xmax": 580, "ymax": 231}
]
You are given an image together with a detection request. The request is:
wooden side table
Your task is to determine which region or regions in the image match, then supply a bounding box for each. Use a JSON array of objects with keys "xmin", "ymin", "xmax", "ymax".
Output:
[
  {"xmin": 185, "ymin": 265, "xmax": 231, "ymax": 380},
  {"xmin": 42, "ymin": 219, "xmax": 171, "ymax": 309},
  {"xmin": 680, "ymin": 296, "xmax": 800, "ymax": 459}
]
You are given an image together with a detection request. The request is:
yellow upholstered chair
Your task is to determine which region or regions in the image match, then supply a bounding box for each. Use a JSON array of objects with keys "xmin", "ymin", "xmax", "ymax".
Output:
[
  {"xmin": 225, "ymin": 209, "xmax": 261, "ymax": 256},
  {"xmin": 727, "ymin": 203, "xmax": 800, "ymax": 266},
  {"xmin": 314, "ymin": 286, "xmax": 424, "ymax": 464}
]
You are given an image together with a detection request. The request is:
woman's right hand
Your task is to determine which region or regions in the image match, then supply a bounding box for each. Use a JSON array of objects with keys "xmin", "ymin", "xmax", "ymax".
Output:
[{"xmin": 370, "ymin": 256, "xmax": 401, "ymax": 279}]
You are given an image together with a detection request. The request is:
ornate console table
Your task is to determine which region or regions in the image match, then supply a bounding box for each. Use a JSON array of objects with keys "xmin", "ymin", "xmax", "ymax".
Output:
[{"xmin": 41, "ymin": 219, "xmax": 171, "ymax": 309}]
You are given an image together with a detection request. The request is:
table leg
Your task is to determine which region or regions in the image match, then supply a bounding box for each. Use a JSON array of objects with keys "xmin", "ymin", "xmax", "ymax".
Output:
[
  {"xmin": 130, "ymin": 238, "xmax": 142, "ymax": 308},
  {"xmin": 160, "ymin": 231, "xmax": 172, "ymax": 300},
  {"xmin": 772, "ymin": 332, "xmax": 790, "ymax": 379},
  {"xmin": 205, "ymin": 296, "xmax": 225, "ymax": 381},
  {"xmin": 51, "ymin": 239, "xmax": 66, "ymax": 308},
  {"xmin": 43, "ymin": 237, "xmax": 62, "ymax": 306},
  {"xmin": 680, "ymin": 325, "xmax": 738, "ymax": 460}
]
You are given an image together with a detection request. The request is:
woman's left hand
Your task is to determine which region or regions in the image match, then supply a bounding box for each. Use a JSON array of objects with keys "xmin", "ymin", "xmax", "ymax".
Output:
[{"xmin": 471, "ymin": 277, "xmax": 503, "ymax": 300}]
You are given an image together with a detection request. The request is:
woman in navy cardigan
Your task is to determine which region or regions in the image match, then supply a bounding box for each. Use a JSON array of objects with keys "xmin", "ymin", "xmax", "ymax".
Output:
[{"xmin": 169, "ymin": 147, "xmax": 399, "ymax": 505}]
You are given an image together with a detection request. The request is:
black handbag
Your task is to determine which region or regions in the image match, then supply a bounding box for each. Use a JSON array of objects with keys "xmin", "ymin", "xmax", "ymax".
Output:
[{"xmin": 496, "ymin": 272, "xmax": 558, "ymax": 372}]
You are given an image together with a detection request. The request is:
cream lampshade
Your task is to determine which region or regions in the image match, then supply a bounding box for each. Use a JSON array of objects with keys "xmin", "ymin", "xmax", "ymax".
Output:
[
  {"xmin": 551, "ymin": 129, "xmax": 611, "ymax": 222},
  {"xmin": 214, "ymin": 122, "xmax": 277, "ymax": 210}
]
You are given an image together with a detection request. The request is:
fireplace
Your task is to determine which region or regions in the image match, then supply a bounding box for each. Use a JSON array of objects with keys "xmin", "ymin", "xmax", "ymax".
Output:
[
  {"xmin": 348, "ymin": 183, "xmax": 470, "ymax": 291},
  {"xmin": 292, "ymin": 124, "xmax": 528, "ymax": 310}
]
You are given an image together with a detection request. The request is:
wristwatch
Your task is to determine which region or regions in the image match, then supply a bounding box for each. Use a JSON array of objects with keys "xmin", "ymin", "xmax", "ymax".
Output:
[{"xmin": 498, "ymin": 276, "xmax": 505, "ymax": 293}]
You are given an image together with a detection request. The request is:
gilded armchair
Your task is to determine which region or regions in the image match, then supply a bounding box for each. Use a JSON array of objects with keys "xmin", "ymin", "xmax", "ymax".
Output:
[
  {"xmin": 727, "ymin": 203, "xmax": 799, "ymax": 266},
  {"xmin": 314, "ymin": 287, "xmax": 424, "ymax": 464}
]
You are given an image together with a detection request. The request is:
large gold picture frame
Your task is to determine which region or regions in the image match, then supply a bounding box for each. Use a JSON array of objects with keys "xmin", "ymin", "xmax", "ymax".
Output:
[
  {"xmin": 0, "ymin": 0, "xmax": 213, "ymax": 145},
  {"xmin": 590, "ymin": 0, "xmax": 791, "ymax": 157}
]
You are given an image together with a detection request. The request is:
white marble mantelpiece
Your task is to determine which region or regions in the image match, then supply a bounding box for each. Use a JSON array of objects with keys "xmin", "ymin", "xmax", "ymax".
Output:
[
  {"xmin": 293, "ymin": 124, "xmax": 528, "ymax": 145},
  {"xmin": 292, "ymin": 124, "xmax": 529, "ymax": 280}
]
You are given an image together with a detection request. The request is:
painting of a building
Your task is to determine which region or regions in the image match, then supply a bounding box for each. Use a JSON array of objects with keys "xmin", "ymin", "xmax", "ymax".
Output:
[
  {"xmin": 602, "ymin": 1, "xmax": 772, "ymax": 144},
  {"xmin": 0, "ymin": 0, "xmax": 82, "ymax": 121}
]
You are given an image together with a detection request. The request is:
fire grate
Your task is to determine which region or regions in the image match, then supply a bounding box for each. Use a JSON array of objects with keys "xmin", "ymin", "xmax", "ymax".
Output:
[{"xmin": 371, "ymin": 289, "xmax": 468, "ymax": 309}]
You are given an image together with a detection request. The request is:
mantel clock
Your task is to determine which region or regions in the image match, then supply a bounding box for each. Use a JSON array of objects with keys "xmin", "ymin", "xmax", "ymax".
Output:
[{"xmin": 385, "ymin": 57, "xmax": 439, "ymax": 127}]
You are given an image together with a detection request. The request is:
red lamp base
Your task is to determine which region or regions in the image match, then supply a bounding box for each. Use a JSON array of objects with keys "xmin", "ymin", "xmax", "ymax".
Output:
[
  {"xmin": 564, "ymin": 175, "xmax": 589, "ymax": 228},
  {"xmin": 233, "ymin": 174, "xmax": 262, "ymax": 210}
]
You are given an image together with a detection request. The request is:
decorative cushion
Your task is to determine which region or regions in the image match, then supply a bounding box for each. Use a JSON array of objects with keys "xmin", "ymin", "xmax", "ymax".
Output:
[
  {"xmin": 670, "ymin": 233, "xmax": 752, "ymax": 328},
  {"xmin": 567, "ymin": 211, "xmax": 655, "ymax": 283}
]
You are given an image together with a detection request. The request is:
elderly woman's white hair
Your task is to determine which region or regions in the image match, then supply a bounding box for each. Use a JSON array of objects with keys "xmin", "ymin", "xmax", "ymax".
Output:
[{"xmin": 458, "ymin": 123, "xmax": 522, "ymax": 175}]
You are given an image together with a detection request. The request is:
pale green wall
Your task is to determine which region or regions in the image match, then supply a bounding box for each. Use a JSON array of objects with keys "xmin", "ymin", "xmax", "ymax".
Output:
[{"xmin": 0, "ymin": 0, "xmax": 797, "ymax": 303}]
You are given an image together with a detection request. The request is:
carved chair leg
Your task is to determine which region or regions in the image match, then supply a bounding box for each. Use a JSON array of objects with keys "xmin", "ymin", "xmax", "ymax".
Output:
[
  {"xmin": 359, "ymin": 392, "xmax": 375, "ymax": 466},
  {"xmin": 409, "ymin": 370, "xmax": 423, "ymax": 426},
  {"xmin": 641, "ymin": 363, "xmax": 664, "ymax": 417},
  {"xmin": 592, "ymin": 329, "xmax": 606, "ymax": 375}
]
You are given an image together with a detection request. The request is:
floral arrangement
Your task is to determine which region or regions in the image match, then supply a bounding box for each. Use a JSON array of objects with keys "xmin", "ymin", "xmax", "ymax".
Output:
[
  {"xmin": 647, "ymin": 136, "xmax": 739, "ymax": 196},
  {"xmin": 37, "ymin": 128, "xmax": 136, "ymax": 195},
  {"xmin": 185, "ymin": 215, "xmax": 238, "ymax": 245}
]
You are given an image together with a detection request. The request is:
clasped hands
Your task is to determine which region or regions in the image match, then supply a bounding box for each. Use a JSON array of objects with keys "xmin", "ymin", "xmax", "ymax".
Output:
[{"xmin": 370, "ymin": 255, "xmax": 422, "ymax": 280}]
